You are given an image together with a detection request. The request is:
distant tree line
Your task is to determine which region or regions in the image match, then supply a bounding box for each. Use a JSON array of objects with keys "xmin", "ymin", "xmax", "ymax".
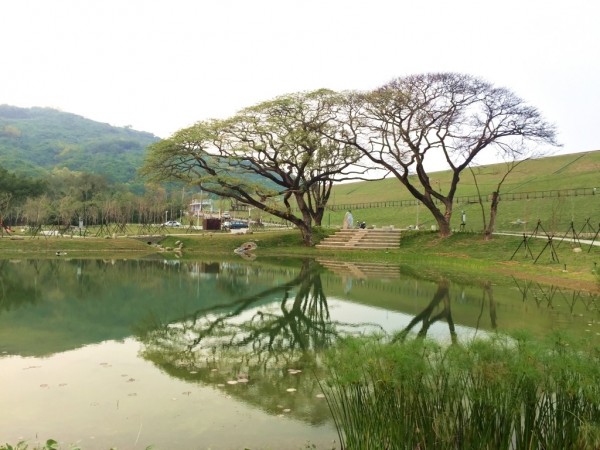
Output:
[{"xmin": 0, "ymin": 164, "xmax": 197, "ymax": 230}]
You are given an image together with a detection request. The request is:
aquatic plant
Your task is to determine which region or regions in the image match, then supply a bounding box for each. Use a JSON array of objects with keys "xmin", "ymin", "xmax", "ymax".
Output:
[
  {"xmin": 0, "ymin": 440, "xmax": 154, "ymax": 450},
  {"xmin": 321, "ymin": 333, "xmax": 600, "ymax": 449},
  {"xmin": 0, "ymin": 441, "xmax": 75, "ymax": 450}
]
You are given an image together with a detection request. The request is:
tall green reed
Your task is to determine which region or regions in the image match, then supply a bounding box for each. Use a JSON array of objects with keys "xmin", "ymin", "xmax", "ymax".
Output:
[{"xmin": 320, "ymin": 333, "xmax": 600, "ymax": 449}]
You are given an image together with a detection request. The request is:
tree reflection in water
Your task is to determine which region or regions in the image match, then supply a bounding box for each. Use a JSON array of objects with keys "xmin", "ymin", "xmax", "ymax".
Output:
[
  {"xmin": 392, "ymin": 279, "xmax": 458, "ymax": 343},
  {"xmin": 513, "ymin": 276, "xmax": 600, "ymax": 314},
  {"xmin": 0, "ymin": 260, "xmax": 40, "ymax": 312},
  {"xmin": 137, "ymin": 258, "xmax": 381, "ymax": 424}
]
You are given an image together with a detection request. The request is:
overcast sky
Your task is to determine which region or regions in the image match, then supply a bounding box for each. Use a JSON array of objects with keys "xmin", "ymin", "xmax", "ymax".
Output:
[{"xmin": 2, "ymin": 0, "xmax": 598, "ymax": 156}]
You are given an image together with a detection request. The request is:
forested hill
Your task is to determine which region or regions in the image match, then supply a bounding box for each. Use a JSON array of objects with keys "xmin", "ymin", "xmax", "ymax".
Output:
[{"xmin": 0, "ymin": 105, "xmax": 160, "ymax": 186}]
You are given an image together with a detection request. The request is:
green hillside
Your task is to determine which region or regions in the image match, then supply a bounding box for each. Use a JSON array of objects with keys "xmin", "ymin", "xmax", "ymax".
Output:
[
  {"xmin": 327, "ymin": 150, "xmax": 600, "ymax": 234},
  {"xmin": 0, "ymin": 105, "xmax": 159, "ymax": 186}
]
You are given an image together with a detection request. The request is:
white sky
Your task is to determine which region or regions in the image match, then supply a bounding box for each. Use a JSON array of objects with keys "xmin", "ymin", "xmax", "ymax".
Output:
[{"xmin": 1, "ymin": 0, "xmax": 598, "ymax": 157}]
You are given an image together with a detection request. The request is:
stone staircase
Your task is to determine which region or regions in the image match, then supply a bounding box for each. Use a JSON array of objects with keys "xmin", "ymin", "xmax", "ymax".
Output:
[{"xmin": 315, "ymin": 228, "xmax": 402, "ymax": 250}]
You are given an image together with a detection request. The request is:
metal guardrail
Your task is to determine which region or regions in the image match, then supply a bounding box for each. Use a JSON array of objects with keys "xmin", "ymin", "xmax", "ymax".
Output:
[{"xmin": 324, "ymin": 187, "xmax": 599, "ymax": 211}]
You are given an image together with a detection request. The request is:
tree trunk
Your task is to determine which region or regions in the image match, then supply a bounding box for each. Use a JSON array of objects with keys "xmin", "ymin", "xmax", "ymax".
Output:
[
  {"xmin": 432, "ymin": 205, "xmax": 452, "ymax": 237},
  {"xmin": 484, "ymin": 192, "xmax": 500, "ymax": 241},
  {"xmin": 420, "ymin": 196, "xmax": 453, "ymax": 237},
  {"xmin": 483, "ymin": 281, "xmax": 497, "ymax": 329},
  {"xmin": 437, "ymin": 219, "xmax": 452, "ymax": 237},
  {"xmin": 313, "ymin": 207, "xmax": 324, "ymax": 226},
  {"xmin": 298, "ymin": 223, "xmax": 314, "ymax": 246}
]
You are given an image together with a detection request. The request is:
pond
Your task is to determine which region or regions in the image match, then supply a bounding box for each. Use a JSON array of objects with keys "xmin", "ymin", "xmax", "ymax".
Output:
[{"xmin": 0, "ymin": 257, "xmax": 598, "ymax": 449}]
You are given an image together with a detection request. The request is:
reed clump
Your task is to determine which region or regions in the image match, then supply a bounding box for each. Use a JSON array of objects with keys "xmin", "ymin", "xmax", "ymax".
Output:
[{"xmin": 321, "ymin": 333, "xmax": 600, "ymax": 449}]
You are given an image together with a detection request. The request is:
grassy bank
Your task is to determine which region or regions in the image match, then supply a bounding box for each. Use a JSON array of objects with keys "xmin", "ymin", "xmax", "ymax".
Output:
[
  {"xmin": 0, "ymin": 234, "xmax": 157, "ymax": 259},
  {"xmin": 1, "ymin": 229, "xmax": 599, "ymax": 292},
  {"xmin": 160, "ymin": 229, "xmax": 599, "ymax": 292}
]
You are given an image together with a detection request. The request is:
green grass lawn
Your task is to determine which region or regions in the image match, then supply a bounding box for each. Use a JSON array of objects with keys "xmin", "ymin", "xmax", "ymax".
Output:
[{"xmin": 326, "ymin": 150, "xmax": 600, "ymax": 232}]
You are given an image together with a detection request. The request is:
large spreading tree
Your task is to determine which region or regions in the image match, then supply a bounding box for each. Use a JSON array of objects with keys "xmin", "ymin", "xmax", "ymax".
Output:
[
  {"xmin": 336, "ymin": 73, "xmax": 559, "ymax": 237},
  {"xmin": 142, "ymin": 90, "xmax": 370, "ymax": 245}
]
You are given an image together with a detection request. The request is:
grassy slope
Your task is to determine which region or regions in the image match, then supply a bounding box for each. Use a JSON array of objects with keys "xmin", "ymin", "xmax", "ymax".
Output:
[{"xmin": 326, "ymin": 150, "xmax": 600, "ymax": 232}]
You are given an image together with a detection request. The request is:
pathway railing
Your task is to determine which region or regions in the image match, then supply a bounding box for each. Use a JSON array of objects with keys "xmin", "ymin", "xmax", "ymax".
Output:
[{"xmin": 324, "ymin": 186, "xmax": 598, "ymax": 211}]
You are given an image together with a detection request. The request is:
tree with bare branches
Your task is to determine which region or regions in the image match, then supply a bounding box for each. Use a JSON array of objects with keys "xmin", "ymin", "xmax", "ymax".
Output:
[
  {"xmin": 338, "ymin": 73, "xmax": 559, "ymax": 237},
  {"xmin": 142, "ymin": 90, "xmax": 371, "ymax": 245},
  {"xmin": 469, "ymin": 156, "xmax": 534, "ymax": 240}
]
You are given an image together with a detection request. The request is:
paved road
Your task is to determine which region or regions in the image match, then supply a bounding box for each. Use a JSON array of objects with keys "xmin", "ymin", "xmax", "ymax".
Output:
[{"xmin": 495, "ymin": 232, "xmax": 600, "ymax": 247}]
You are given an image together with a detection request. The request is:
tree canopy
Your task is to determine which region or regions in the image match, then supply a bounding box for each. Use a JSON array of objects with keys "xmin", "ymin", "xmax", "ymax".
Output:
[
  {"xmin": 337, "ymin": 73, "xmax": 559, "ymax": 236},
  {"xmin": 0, "ymin": 165, "xmax": 45, "ymax": 201},
  {"xmin": 143, "ymin": 90, "xmax": 371, "ymax": 245}
]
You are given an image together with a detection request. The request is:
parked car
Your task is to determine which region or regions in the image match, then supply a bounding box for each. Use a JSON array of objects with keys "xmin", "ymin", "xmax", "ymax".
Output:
[
  {"xmin": 222, "ymin": 220, "xmax": 248, "ymax": 230},
  {"xmin": 164, "ymin": 220, "xmax": 182, "ymax": 227},
  {"xmin": 222, "ymin": 211, "xmax": 231, "ymax": 219}
]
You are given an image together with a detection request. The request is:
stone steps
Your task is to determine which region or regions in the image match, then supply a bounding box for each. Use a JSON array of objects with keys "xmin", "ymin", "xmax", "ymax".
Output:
[{"xmin": 316, "ymin": 229, "xmax": 401, "ymax": 250}]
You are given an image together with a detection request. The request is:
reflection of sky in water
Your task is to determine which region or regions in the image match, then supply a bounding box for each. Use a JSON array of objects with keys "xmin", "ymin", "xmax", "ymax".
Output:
[{"xmin": 326, "ymin": 297, "xmax": 484, "ymax": 340}]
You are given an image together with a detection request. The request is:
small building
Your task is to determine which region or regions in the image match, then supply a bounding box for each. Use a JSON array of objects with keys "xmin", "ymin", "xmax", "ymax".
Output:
[{"xmin": 189, "ymin": 199, "xmax": 213, "ymax": 215}]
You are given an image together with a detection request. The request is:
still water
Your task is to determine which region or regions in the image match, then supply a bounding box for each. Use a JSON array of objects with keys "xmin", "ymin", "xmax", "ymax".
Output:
[{"xmin": 0, "ymin": 257, "xmax": 598, "ymax": 449}]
